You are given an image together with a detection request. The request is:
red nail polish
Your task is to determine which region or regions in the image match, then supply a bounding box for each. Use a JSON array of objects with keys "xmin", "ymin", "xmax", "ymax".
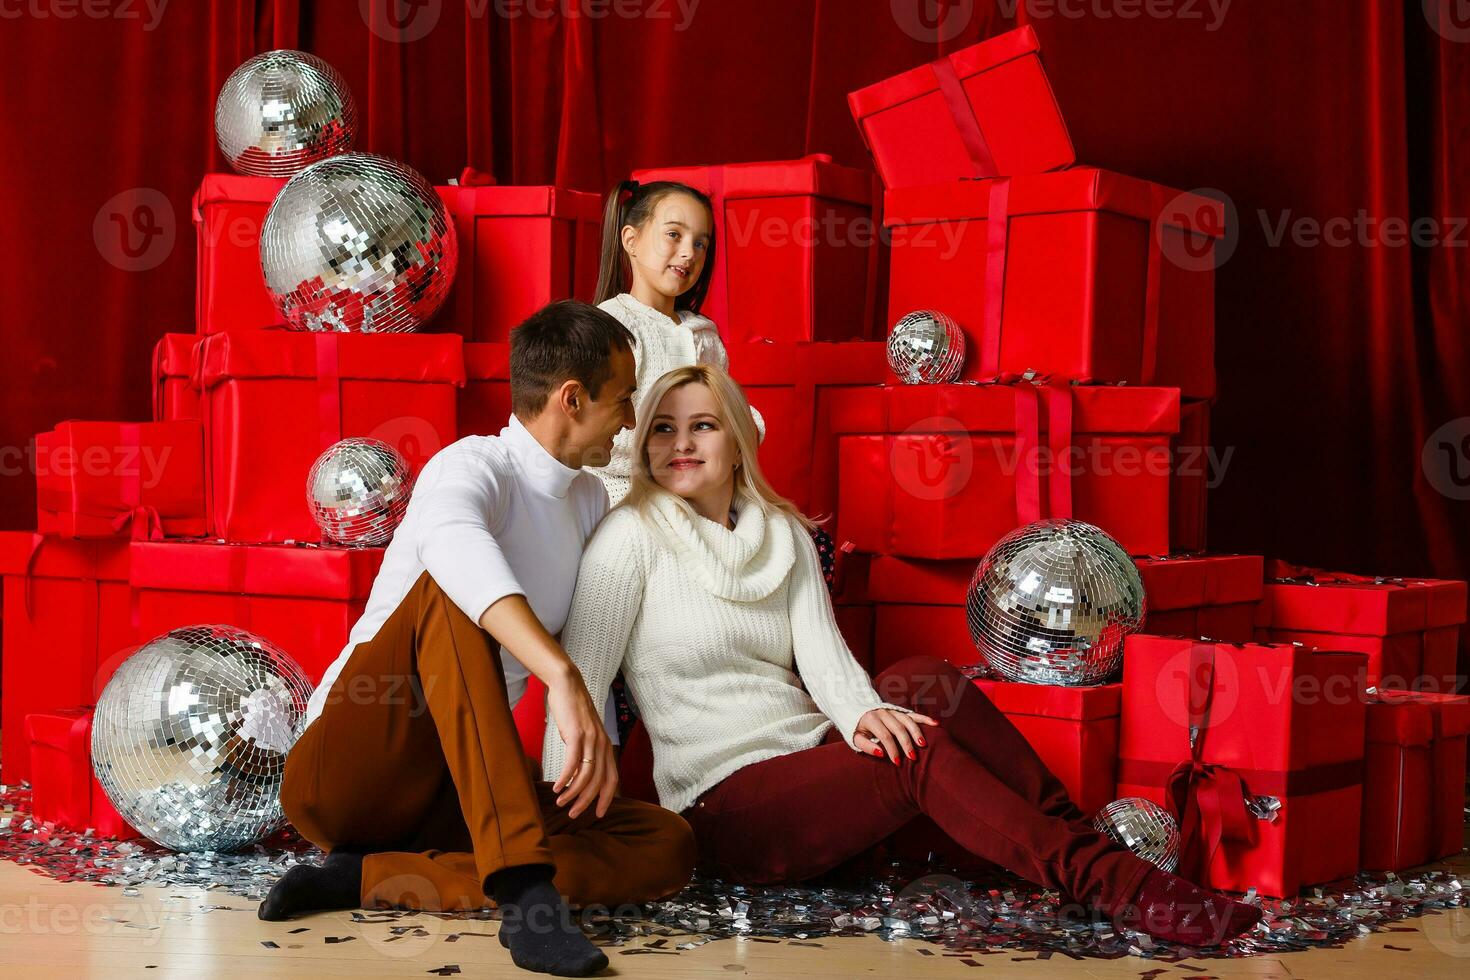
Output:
[
  {"xmin": 917, "ymin": 738, "xmax": 926, "ymax": 747},
  {"xmin": 874, "ymin": 748, "xmax": 884, "ymax": 757},
  {"xmin": 907, "ymin": 750, "xmax": 916, "ymax": 760}
]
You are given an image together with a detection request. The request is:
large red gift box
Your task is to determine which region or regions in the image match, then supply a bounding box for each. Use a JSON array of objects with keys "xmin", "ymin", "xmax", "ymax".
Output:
[
  {"xmin": 729, "ymin": 342, "xmax": 889, "ymax": 514},
  {"xmin": 837, "ymin": 382, "xmax": 1179, "ymax": 559},
  {"xmin": 1136, "ymin": 553, "xmax": 1263, "ymax": 643},
  {"xmin": 152, "ymin": 333, "xmax": 202, "ymax": 421},
  {"xmin": 437, "ymin": 176, "xmax": 603, "ymax": 342},
  {"xmin": 1256, "ymin": 563, "xmax": 1466, "ymax": 693},
  {"xmin": 0, "ymin": 533, "xmax": 133, "ymax": 783},
  {"xmin": 884, "ymin": 169, "xmax": 1224, "ymax": 399},
  {"xmin": 1118, "ymin": 636, "xmax": 1368, "ymax": 897},
  {"xmin": 1360, "ymin": 690, "xmax": 1470, "ymax": 870},
  {"xmin": 631, "ymin": 156, "xmax": 880, "ymax": 344},
  {"xmin": 194, "ymin": 330, "xmax": 465, "ymax": 543},
  {"xmin": 460, "ymin": 342, "xmax": 512, "ymax": 438},
  {"xmin": 25, "ymin": 707, "xmax": 138, "ymax": 838},
  {"xmin": 193, "ymin": 174, "xmax": 287, "ymax": 333},
  {"xmin": 129, "ymin": 540, "xmax": 384, "ymax": 683},
  {"xmin": 847, "ymin": 25, "xmax": 1075, "ymax": 188},
  {"xmin": 975, "ymin": 679, "xmax": 1120, "ymax": 817},
  {"xmin": 35, "ymin": 421, "xmax": 206, "ymax": 541}
]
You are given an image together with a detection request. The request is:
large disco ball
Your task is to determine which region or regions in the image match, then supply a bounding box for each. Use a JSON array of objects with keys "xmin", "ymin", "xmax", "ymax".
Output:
[
  {"xmin": 260, "ymin": 152, "xmax": 458, "ymax": 333},
  {"xmin": 1092, "ymin": 798, "xmax": 1180, "ymax": 873},
  {"xmin": 215, "ymin": 50, "xmax": 357, "ymax": 177},
  {"xmin": 91, "ymin": 626, "xmax": 312, "ymax": 853},
  {"xmin": 307, "ymin": 437, "xmax": 414, "ymax": 546},
  {"xmin": 965, "ymin": 520, "xmax": 1145, "ymax": 685},
  {"xmin": 887, "ymin": 310, "xmax": 966, "ymax": 384}
]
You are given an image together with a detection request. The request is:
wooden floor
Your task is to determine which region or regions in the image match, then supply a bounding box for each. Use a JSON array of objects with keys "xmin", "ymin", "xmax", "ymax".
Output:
[{"xmin": 1, "ymin": 857, "xmax": 1468, "ymax": 979}]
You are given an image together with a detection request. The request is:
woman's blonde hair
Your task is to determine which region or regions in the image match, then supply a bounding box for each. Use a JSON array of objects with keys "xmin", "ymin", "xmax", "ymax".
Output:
[{"xmin": 621, "ymin": 364, "xmax": 814, "ymax": 530}]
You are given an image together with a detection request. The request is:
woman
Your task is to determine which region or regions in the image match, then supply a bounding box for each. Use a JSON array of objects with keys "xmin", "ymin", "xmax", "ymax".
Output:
[{"xmin": 544, "ymin": 364, "xmax": 1261, "ymax": 947}]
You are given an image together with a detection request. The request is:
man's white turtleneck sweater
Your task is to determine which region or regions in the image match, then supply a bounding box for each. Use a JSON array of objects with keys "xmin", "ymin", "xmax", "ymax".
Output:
[
  {"xmin": 305, "ymin": 415, "xmax": 608, "ymax": 725},
  {"xmin": 543, "ymin": 490, "xmax": 905, "ymax": 815}
]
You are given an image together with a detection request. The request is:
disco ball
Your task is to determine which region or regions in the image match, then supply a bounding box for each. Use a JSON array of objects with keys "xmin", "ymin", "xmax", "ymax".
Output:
[
  {"xmin": 887, "ymin": 309, "xmax": 966, "ymax": 384},
  {"xmin": 91, "ymin": 625, "xmax": 312, "ymax": 853},
  {"xmin": 260, "ymin": 152, "xmax": 458, "ymax": 333},
  {"xmin": 965, "ymin": 520, "xmax": 1145, "ymax": 685},
  {"xmin": 215, "ymin": 50, "xmax": 357, "ymax": 177},
  {"xmin": 1092, "ymin": 797, "xmax": 1180, "ymax": 873},
  {"xmin": 307, "ymin": 437, "xmax": 414, "ymax": 546}
]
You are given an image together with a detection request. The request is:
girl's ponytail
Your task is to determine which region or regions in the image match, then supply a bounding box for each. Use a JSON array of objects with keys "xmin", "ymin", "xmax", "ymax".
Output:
[{"xmin": 593, "ymin": 179, "xmax": 640, "ymax": 305}]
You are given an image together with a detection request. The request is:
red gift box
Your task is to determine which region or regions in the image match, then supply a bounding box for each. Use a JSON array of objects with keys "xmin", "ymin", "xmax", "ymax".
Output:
[
  {"xmin": 837, "ymin": 382, "xmax": 1179, "ymax": 559},
  {"xmin": 194, "ymin": 330, "xmax": 465, "ymax": 543},
  {"xmin": 35, "ymin": 421, "xmax": 206, "ymax": 541},
  {"xmin": 975, "ymin": 679, "xmax": 1120, "ymax": 817},
  {"xmin": 1257, "ymin": 563, "xmax": 1466, "ymax": 693},
  {"xmin": 847, "ymin": 25, "xmax": 1075, "ymax": 188},
  {"xmin": 25, "ymin": 707, "xmax": 138, "ymax": 838},
  {"xmin": 1172, "ymin": 401, "xmax": 1211, "ymax": 553},
  {"xmin": 437, "ymin": 176, "xmax": 603, "ymax": 342},
  {"xmin": 1136, "ymin": 554, "xmax": 1263, "ymax": 643},
  {"xmin": 1118, "ymin": 636, "xmax": 1368, "ymax": 897},
  {"xmin": 193, "ymin": 174, "xmax": 288, "ymax": 334},
  {"xmin": 884, "ymin": 169, "xmax": 1224, "ymax": 399},
  {"xmin": 152, "ymin": 333, "xmax": 202, "ymax": 421},
  {"xmin": 729, "ymin": 342, "xmax": 889, "ymax": 514},
  {"xmin": 873, "ymin": 603, "xmax": 976, "ymax": 676},
  {"xmin": 460, "ymin": 342, "xmax": 512, "ymax": 439},
  {"xmin": 1360, "ymin": 690, "xmax": 1470, "ymax": 870},
  {"xmin": 631, "ymin": 156, "xmax": 880, "ymax": 344},
  {"xmin": 129, "ymin": 540, "xmax": 384, "ymax": 683},
  {"xmin": 0, "ymin": 533, "xmax": 134, "ymax": 784}
]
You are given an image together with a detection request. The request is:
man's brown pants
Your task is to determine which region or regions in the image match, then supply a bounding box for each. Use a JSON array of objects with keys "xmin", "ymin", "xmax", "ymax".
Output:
[{"xmin": 280, "ymin": 572, "xmax": 696, "ymax": 911}]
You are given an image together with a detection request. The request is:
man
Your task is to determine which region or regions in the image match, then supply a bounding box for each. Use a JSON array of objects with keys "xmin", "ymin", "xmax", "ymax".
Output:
[{"xmin": 259, "ymin": 301, "xmax": 696, "ymax": 978}]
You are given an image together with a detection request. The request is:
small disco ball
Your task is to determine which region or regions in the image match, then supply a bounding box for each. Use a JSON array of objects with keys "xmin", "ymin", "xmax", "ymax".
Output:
[
  {"xmin": 965, "ymin": 520, "xmax": 1146, "ymax": 685},
  {"xmin": 91, "ymin": 625, "xmax": 312, "ymax": 853},
  {"xmin": 260, "ymin": 152, "xmax": 458, "ymax": 333},
  {"xmin": 307, "ymin": 437, "xmax": 414, "ymax": 546},
  {"xmin": 1093, "ymin": 798, "xmax": 1181, "ymax": 872},
  {"xmin": 887, "ymin": 309, "xmax": 966, "ymax": 384},
  {"xmin": 215, "ymin": 50, "xmax": 357, "ymax": 177}
]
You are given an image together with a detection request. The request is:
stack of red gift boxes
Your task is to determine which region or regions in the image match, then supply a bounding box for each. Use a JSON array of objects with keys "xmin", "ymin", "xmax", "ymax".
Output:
[{"xmin": 2, "ymin": 26, "xmax": 1464, "ymax": 897}]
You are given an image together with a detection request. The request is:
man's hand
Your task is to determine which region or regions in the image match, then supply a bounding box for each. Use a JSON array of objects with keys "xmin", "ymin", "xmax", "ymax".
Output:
[{"xmin": 548, "ymin": 671, "xmax": 618, "ymax": 819}]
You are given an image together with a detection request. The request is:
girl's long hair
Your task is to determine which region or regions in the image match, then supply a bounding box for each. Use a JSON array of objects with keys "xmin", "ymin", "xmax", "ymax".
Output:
[
  {"xmin": 593, "ymin": 179, "xmax": 717, "ymax": 314},
  {"xmin": 621, "ymin": 364, "xmax": 814, "ymax": 531}
]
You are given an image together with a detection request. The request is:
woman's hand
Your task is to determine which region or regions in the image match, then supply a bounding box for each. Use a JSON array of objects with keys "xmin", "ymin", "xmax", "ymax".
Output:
[
  {"xmin": 548, "ymin": 670, "xmax": 618, "ymax": 819},
  {"xmin": 854, "ymin": 707, "xmax": 938, "ymax": 764}
]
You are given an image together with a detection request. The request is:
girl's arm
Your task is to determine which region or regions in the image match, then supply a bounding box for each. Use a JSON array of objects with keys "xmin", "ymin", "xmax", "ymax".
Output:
[
  {"xmin": 542, "ymin": 512, "xmax": 648, "ymax": 782},
  {"xmin": 786, "ymin": 521, "xmax": 908, "ymax": 750}
]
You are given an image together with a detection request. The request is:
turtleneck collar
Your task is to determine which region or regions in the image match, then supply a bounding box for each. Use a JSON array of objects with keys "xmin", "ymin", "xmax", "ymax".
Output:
[
  {"xmin": 501, "ymin": 414, "xmax": 580, "ymax": 499},
  {"xmin": 646, "ymin": 489, "xmax": 796, "ymax": 602}
]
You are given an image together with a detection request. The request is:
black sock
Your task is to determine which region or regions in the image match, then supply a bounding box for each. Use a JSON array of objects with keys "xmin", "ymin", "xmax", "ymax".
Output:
[
  {"xmin": 257, "ymin": 849, "xmax": 364, "ymax": 921},
  {"xmin": 491, "ymin": 864, "xmax": 607, "ymax": 977}
]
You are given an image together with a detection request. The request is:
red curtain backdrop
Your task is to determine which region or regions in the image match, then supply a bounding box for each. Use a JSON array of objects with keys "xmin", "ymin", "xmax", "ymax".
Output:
[{"xmin": 1, "ymin": 0, "xmax": 1466, "ymax": 580}]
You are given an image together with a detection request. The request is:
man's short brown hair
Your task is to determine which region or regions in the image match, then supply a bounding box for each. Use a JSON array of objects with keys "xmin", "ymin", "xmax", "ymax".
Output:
[{"xmin": 509, "ymin": 300, "xmax": 636, "ymax": 418}]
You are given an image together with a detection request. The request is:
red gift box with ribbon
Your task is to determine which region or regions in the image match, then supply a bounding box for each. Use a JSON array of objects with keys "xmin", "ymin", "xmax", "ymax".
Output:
[
  {"xmin": 1136, "ymin": 553, "xmax": 1263, "ymax": 643},
  {"xmin": 437, "ymin": 171, "xmax": 603, "ymax": 342},
  {"xmin": 193, "ymin": 330, "xmax": 465, "ymax": 544},
  {"xmin": 0, "ymin": 533, "xmax": 134, "ymax": 784},
  {"xmin": 884, "ymin": 169, "xmax": 1223, "ymax": 400},
  {"xmin": 847, "ymin": 25, "xmax": 1075, "ymax": 188},
  {"xmin": 460, "ymin": 342, "xmax": 513, "ymax": 439},
  {"xmin": 152, "ymin": 333, "xmax": 203, "ymax": 421},
  {"xmin": 1360, "ymin": 690, "xmax": 1470, "ymax": 870},
  {"xmin": 836, "ymin": 381, "xmax": 1179, "ymax": 559},
  {"xmin": 25, "ymin": 707, "xmax": 138, "ymax": 839},
  {"xmin": 128, "ymin": 539, "xmax": 384, "ymax": 684},
  {"xmin": 1118, "ymin": 635, "xmax": 1368, "ymax": 897},
  {"xmin": 631, "ymin": 156, "xmax": 881, "ymax": 344},
  {"xmin": 193, "ymin": 174, "xmax": 288, "ymax": 334},
  {"xmin": 35, "ymin": 420, "xmax": 207, "ymax": 541},
  {"xmin": 1256, "ymin": 561, "xmax": 1466, "ymax": 693}
]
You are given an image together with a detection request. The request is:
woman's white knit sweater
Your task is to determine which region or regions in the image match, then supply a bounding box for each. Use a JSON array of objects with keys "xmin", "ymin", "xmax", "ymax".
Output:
[
  {"xmin": 591, "ymin": 293, "xmax": 763, "ymax": 506},
  {"xmin": 544, "ymin": 491, "xmax": 903, "ymax": 815}
]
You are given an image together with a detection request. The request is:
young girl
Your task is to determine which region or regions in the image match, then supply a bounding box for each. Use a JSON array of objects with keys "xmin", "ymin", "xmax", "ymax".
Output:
[
  {"xmin": 590, "ymin": 179, "xmax": 762, "ymax": 505},
  {"xmin": 545, "ymin": 364, "xmax": 1263, "ymax": 949}
]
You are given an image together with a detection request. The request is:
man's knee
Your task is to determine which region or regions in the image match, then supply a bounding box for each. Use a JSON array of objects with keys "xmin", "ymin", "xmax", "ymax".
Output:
[{"xmin": 629, "ymin": 805, "xmax": 697, "ymax": 900}]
